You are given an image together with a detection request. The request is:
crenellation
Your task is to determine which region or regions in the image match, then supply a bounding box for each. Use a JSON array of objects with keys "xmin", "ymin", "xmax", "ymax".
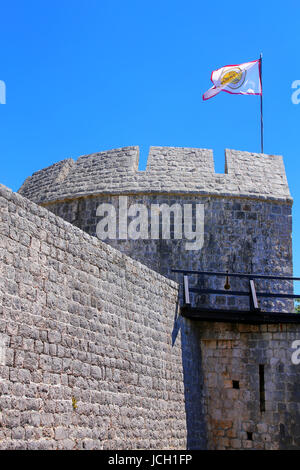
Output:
[
  {"xmin": 146, "ymin": 146, "xmax": 215, "ymax": 174},
  {"xmin": 0, "ymin": 143, "xmax": 299, "ymax": 450},
  {"xmin": 18, "ymin": 146, "xmax": 292, "ymax": 205},
  {"xmin": 18, "ymin": 159, "xmax": 76, "ymax": 204},
  {"xmin": 225, "ymin": 149, "xmax": 290, "ymax": 198}
]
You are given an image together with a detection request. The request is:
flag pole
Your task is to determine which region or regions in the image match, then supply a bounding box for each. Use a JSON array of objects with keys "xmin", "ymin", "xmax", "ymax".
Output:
[{"xmin": 260, "ymin": 53, "xmax": 264, "ymax": 153}]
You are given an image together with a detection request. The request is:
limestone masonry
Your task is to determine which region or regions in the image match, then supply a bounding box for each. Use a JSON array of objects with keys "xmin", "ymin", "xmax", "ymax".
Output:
[
  {"xmin": 18, "ymin": 147, "xmax": 294, "ymax": 311},
  {"xmin": 0, "ymin": 146, "xmax": 299, "ymax": 450},
  {"xmin": 19, "ymin": 146, "xmax": 291, "ymax": 203}
]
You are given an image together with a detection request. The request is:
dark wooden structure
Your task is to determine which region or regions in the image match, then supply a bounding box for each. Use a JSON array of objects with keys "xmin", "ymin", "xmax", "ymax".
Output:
[{"xmin": 172, "ymin": 270, "xmax": 300, "ymax": 324}]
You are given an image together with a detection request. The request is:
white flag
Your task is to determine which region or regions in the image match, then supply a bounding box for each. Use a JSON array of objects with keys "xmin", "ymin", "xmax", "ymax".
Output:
[{"xmin": 203, "ymin": 59, "xmax": 262, "ymax": 101}]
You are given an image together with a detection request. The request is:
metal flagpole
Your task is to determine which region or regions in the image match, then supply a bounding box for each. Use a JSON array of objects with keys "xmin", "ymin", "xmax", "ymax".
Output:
[{"xmin": 260, "ymin": 53, "xmax": 264, "ymax": 153}]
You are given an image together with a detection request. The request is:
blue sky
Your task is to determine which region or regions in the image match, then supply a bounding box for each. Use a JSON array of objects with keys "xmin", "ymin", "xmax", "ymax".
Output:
[{"xmin": 1, "ymin": 0, "xmax": 300, "ymax": 276}]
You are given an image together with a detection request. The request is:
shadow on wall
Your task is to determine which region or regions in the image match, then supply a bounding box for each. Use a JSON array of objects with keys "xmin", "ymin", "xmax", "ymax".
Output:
[{"xmin": 172, "ymin": 301, "xmax": 207, "ymax": 450}]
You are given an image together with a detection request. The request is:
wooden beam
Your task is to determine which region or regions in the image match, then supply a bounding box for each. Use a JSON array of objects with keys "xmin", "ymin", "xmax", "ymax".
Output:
[
  {"xmin": 249, "ymin": 279, "xmax": 260, "ymax": 312},
  {"xmin": 180, "ymin": 305, "xmax": 300, "ymax": 324},
  {"xmin": 184, "ymin": 275, "xmax": 190, "ymax": 305}
]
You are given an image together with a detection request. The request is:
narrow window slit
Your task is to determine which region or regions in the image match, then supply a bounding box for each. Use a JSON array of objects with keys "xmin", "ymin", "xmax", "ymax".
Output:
[
  {"xmin": 247, "ymin": 431, "xmax": 253, "ymax": 441},
  {"xmin": 259, "ymin": 364, "xmax": 265, "ymax": 412},
  {"xmin": 232, "ymin": 380, "xmax": 239, "ymax": 389}
]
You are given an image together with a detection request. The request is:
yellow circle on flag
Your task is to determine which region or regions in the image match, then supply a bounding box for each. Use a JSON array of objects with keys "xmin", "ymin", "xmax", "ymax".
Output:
[{"xmin": 220, "ymin": 67, "xmax": 246, "ymax": 89}]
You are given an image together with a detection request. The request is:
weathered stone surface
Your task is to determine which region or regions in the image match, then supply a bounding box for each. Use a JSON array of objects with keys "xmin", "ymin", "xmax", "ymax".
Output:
[
  {"xmin": 42, "ymin": 194, "xmax": 293, "ymax": 312},
  {"xmin": 18, "ymin": 147, "xmax": 292, "ymax": 203},
  {"xmin": 17, "ymin": 146, "xmax": 293, "ymax": 312},
  {"xmin": 0, "ymin": 145, "xmax": 298, "ymax": 450},
  {"xmin": 0, "ymin": 184, "xmax": 186, "ymax": 450},
  {"xmin": 193, "ymin": 321, "xmax": 300, "ymax": 450}
]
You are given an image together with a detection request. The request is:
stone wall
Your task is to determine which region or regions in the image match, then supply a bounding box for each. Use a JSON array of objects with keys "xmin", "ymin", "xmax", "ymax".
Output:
[
  {"xmin": 2, "ymin": 145, "xmax": 299, "ymax": 450},
  {"xmin": 43, "ymin": 194, "xmax": 293, "ymax": 312},
  {"xmin": 1, "ymin": 183, "xmax": 300, "ymax": 450},
  {"xmin": 18, "ymin": 147, "xmax": 294, "ymax": 313},
  {"xmin": 0, "ymin": 184, "xmax": 191, "ymax": 450},
  {"xmin": 18, "ymin": 146, "xmax": 292, "ymax": 204},
  {"xmin": 190, "ymin": 320, "xmax": 300, "ymax": 450}
]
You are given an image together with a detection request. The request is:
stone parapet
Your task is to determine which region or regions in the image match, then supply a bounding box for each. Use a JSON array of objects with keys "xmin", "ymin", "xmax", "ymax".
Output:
[{"xmin": 18, "ymin": 147, "xmax": 292, "ymax": 205}]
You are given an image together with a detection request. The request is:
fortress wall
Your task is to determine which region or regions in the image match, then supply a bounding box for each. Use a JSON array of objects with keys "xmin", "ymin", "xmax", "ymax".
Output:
[
  {"xmin": 18, "ymin": 147, "xmax": 292, "ymax": 204},
  {"xmin": 225, "ymin": 150, "xmax": 290, "ymax": 198},
  {"xmin": 18, "ymin": 159, "xmax": 75, "ymax": 204},
  {"xmin": 2, "ymin": 146, "xmax": 299, "ymax": 450},
  {"xmin": 46, "ymin": 194, "xmax": 293, "ymax": 312},
  {"xmin": 63, "ymin": 147, "xmax": 140, "ymax": 189},
  {"xmin": 145, "ymin": 147, "xmax": 215, "ymax": 174},
  {"xmin": 0, "ymin": 184, "xmax": 190, "ymax": 450},
  {"xmin": 16, "ymin": 146, "xmax": 294, "ymax": 312},
  {"xmin": 1, "ymin": 182, "xmax": 300, "ymax": 450},
  {"xmin": 193, "ymin": 321, "xmax": 300, "ymax": 450}
]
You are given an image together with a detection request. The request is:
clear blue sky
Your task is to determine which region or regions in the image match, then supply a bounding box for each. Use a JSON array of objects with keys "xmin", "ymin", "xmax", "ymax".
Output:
[{"xmin": 1, "ymin": 0, "xmax": 300, "ymax": 276}]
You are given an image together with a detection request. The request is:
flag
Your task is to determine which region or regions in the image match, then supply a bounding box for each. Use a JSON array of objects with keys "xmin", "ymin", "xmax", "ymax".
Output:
[{"xmin": 203, "ymin": 59, "xmax": 262, "ymax": 101}]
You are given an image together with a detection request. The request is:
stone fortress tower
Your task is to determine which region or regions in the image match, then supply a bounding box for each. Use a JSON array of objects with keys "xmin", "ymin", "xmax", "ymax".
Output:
[
  {"xmin": 0, "ymin": 145, "xmax": 299, "ymax": 450},
  {"xmin": 19, "ymin": 146, "xmax": 293, "ymax": 312}
]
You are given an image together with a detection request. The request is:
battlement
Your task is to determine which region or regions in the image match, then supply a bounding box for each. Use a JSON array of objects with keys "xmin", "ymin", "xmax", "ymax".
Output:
[
  {"xmin": 2, "ymin": 144, "xmax": 297, "ymax": 451},
  {"xmin": 18, "ymin": 146, "xmax": 292, "ymax": 204}
]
